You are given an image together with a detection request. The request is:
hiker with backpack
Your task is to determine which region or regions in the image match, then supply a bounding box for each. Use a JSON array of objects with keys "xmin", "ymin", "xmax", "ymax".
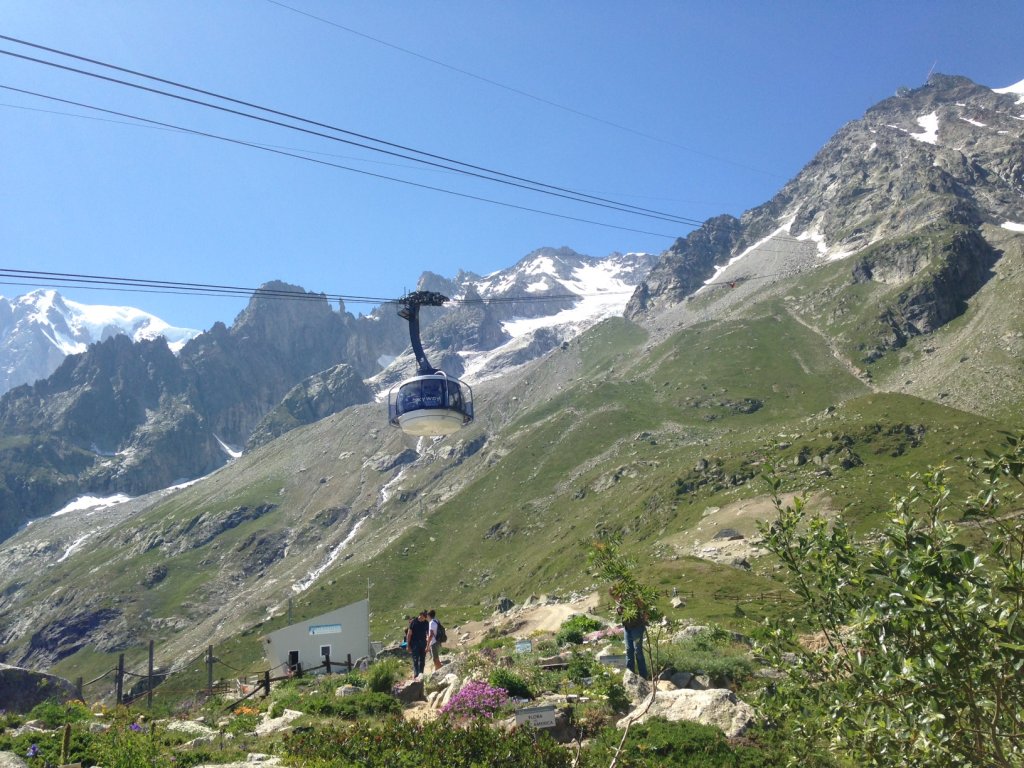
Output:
[{"xmin": 427, "ymin": 609, "xmax": 447, "ymax": 671}]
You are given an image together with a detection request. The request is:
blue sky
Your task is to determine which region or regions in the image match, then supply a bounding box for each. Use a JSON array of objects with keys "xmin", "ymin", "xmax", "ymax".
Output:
[{"xmin": 2, "ymin": 0, "xmax": 1022, "ymax": 330}]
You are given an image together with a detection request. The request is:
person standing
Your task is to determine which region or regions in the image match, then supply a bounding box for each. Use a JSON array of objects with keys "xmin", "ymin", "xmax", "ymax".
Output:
[
  {"xmin": 613, "ymin": 586, "xmax": 649, "ymax": 679},
  {"xmin": 406, "ymin": 611, "xmax": 429, "ymax": 678},
  {"xmin": 426, "ymin": 609, "xmax": 443, "ymax": 671}
]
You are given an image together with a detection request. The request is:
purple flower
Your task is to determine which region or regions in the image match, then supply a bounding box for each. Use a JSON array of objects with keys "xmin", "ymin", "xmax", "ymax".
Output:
[
  {"xmin": 441, "ymin": 680, "xmax": 509, "ymax": 720},
  {"xmin": 130, "ymin": 722, "xmax": 143, "ymax": 732},
  {"xmin": 26, "ymin": 744, "xmax": 39, "ymax": 758}
]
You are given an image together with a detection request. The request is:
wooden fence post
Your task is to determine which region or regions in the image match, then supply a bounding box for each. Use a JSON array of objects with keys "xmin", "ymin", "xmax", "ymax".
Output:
[
  {"xmin": 75, "ymin": 677, "xmax": 83, "ymax": 701},
  {"xmin": 263, "ymin": 670, "xmax": 270, "ymax": 697},
  {"xmin": 207, "ymin": 645, "xmax": 214, "ymax": 695},
  {"xmin": 295, "ymin": 662, "xmax": 303, "ymax": 679},
  {"xmin": 115, "ymin": 654, "xmax": 125, "ymax": 705},
  {"xmin": 147, "ymin": 639, "xmax": 155, "ymax": 709},
  {"xmin": 324, "ymin": 651, "xmax": 331, "ymax": 674}
]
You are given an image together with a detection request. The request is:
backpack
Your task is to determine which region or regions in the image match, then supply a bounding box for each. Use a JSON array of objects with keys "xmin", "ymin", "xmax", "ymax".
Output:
[{"xmin": 435, "ymin": 620, "xmax": 447, "ymax": 644}]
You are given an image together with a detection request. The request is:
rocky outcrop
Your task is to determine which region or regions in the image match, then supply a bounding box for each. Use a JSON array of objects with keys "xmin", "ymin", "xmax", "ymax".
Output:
[
  {"xmin": 0, "ymin": 663, "xmax": 78, "ymax": 713},
  {"xmin": 625, "ymin": 215, "xmax": 743, "ymax": 318},
  {"xmin": 25, "ymin": 607, "xmax": 122, "ymax": 667},
  {"xmin": 853, "ymin": 226, "xmax": 1000, "ymax": 358},
  {"xmin": 617, "ymin": 688, "xmax": 755, "ymax": 738},
  {"xmin": 246, "ymin": 364, "xmax": 372, "ymax": 450}
]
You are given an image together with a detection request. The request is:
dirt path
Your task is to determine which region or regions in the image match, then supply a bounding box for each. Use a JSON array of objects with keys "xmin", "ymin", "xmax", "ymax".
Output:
[{"xmin": 450, "ymin": 592, "xmax": 603, "ymax": 647}]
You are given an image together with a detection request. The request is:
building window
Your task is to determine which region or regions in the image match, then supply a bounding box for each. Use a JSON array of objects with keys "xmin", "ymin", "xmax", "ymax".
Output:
[
  {"xmin": 320, "ymin": 645, "xmax": 331, "ymax": 659},
  {"xmin": 308, "ymin": 623, "xmax": 341, "ymax": 636}
]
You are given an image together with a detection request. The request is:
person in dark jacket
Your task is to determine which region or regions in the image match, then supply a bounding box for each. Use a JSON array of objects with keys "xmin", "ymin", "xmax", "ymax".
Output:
[{"xmin": 406, "ymin": 611, "xmax": 429, "ymax": 678}]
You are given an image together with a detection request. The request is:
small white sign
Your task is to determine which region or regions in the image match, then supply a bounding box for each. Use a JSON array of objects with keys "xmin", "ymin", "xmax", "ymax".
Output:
[
  {"xmin": 598, "ymin": 654, "xmax": 628, "ymax": 668},
  {"xmin": 515, "ymin": 705, "xmax": 557, "ymax": 729},
  {"xmin": 514, "ymin": 639, "xmax": 533, "ymax": 653}
]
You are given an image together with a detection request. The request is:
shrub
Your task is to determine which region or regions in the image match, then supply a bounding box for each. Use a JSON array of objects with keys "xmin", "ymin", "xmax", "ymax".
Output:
[
  {"xmin": 365, "ymin": 657, "xmax": 404, "ymax": 693},
  {"xmin": 26, "ymin": 699, "xmax": 91, "ymax": 728},
  {"xmin": 487, "ymin": 667, "xmax": 532, "ymax": 699},
  {"xmin": 325, "ymin": 691, "xmax": 401, "ymax": 720},
  {"xmin": 224, "ymin": 712, "xmax": 259, "ymax": 736},
  {"xmin": 593, "ymin": 675, "xmax": 630, "ymax": 713},
  {"xmin": 567, "ymin": 649, "xmax": 601, "ymax": 683},
  {"xmin": 757, "ymin": 436, "xmax": 1024, "ymax": 767},
  {"xmin": 555, "ymin": 614, "xmax": 604, "ymax": 646},
  {"xmin": 660, "ymin": 628, "xmax": 755, "ymax": 686},
  {"xmin": 284, "ymin": 718, "xmax": 571, "ymax": 767},
  {"xmin": 584, "ymin": 717, "xmax": 741, "ymax": 767}
]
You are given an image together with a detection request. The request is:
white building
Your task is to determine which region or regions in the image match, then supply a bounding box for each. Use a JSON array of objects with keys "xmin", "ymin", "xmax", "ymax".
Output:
[{"xmin": 263, "ymin": 599, "xmax": 371, "ymax": 674}]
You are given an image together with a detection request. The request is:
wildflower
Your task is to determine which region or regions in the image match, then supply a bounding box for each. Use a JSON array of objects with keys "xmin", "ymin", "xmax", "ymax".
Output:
[
  {"xmin": 26, "ymin": 744, "xmax": 39, "ymax": 757},
  {"xmin": 130, "ymin": 722, "xmax": 143, "ymax": 732}
]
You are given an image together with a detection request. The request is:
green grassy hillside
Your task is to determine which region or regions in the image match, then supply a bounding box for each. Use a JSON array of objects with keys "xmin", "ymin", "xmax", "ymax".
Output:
[{"xmin": 15, "ymin": 283, "xmax": 1022, "ymax": 701}]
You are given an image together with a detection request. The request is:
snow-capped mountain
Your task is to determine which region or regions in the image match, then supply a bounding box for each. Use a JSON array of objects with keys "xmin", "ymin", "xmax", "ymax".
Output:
[
  {"xmin": 0, "ymin": 289, "xmax": 199, "ymax": 394},
  {"xmin": 372, "ymin": 247, "xmax": 656, "ymax": 386}
]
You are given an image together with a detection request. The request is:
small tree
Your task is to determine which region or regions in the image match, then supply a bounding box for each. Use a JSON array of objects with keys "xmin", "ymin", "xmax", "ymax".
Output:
[{"xmin": 756, "ymin": 435, "xmax": 1024, "ymax": 767}]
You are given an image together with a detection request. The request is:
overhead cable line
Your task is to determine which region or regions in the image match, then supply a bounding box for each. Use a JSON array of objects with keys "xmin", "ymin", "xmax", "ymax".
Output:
[
  {"xmin": 263, "ymin": 0, "xmax": 781, "ymax": 179},
  {"xmin": 0, "ymin": 267, "xmax": 633, "ymax": 307},
  {"xmin": 0, "ymin": 101, "xmax": 476, "ymax": 175},
  {"xmin": 0, "ymin": 36, "xmax": 704, "ymax": 228},
  {"xmin": 0, "ymin": 83, "xmax": 678, "ymax": 239}
]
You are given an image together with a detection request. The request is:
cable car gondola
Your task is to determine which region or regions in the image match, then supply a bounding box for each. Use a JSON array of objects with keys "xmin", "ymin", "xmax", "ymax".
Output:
[{"xmin": 387, "ymin": 291, "xmax": 474, "ymax": 436}]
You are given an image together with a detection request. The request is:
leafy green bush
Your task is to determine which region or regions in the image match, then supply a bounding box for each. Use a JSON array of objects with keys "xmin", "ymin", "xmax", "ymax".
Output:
[
  {"xmin": 284, "ymin": 718, "xmax": 571, "ymax": 766},
  {"xmin": 488, "ymin": 667, "xmax": 532, "ymax": 699},
  {"xmin": 323, "ymin": 691, "xmax": 401, "ymax": 719},
  {"xmin": 224, "ymin": 712, "xmax": 259, "ymax": 736},
  {"xmin": 99, "ymin": 720, "xmax": 160, "ymax": 768},
  {"xmin": 757, "ymin": 436, "xmax": 1024, "ymax": 767},
  {"xmin": 26, "ymin": 699, "xmax": 91, "ymax": 728},
  {"xmin": 476, "ymin": 634, "xmax": 514, "ymax": 651},
  {"xmin": 365, "ymin": 657, "xmax": 404, "ymax": 693},
  {"xmin": 584, "ymin": 717, "xmax": 746, "ymax": 767},
  {"xmin": 567, "ymin": 649, "xmax": 602, "ymax": 683},
  {"xmin": 555, "ymin": 614, "xmax": 604, "ymax": 646},
  {"xmin": 660, "ymin": 628, "xmax": 755, "ymax": 686},
  {"xmin": 592, "ymin": 674, "xmax": 630, "ymax": 712}
]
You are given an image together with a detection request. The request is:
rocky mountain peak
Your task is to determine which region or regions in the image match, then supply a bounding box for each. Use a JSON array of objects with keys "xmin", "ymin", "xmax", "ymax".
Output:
[{"xmin": 627, "ymin": 73, "xmax": 1023, "ymax": 323}]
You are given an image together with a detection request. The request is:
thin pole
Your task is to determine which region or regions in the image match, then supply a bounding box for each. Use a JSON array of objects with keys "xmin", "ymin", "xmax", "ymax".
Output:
[
  {"xmin": 147, "ymin": 639, "xmax": 155, "ymax": 709},
  {"xmin": 115, "ymin": 654, "xmax": 124, "ymax": 705},
  {"xmin": 207, "ymin": 645, "xmax": 214, "ymax": 695}
]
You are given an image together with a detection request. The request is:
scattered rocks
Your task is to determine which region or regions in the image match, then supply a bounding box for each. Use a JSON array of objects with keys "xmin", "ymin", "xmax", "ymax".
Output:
[{"xmin": 255, "ymin": 709, "xmax": 303, "ymax": 737}]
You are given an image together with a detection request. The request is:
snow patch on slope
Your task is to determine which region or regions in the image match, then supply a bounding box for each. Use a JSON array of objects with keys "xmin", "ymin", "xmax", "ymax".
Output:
[
  {"xmin": 911, "ymin": 112, "xmax": 939, "ymax": 144},
  {"xmin": 993, "ymin": 77, "xmax": 1024, "ymax": 104},
  {"xmin": 292, "ymin": 517, "xmax": 366, "ymax": 593},
  {"xmin": 52, "ymin": 494, "xmax": 133, "ymax": 517}
]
